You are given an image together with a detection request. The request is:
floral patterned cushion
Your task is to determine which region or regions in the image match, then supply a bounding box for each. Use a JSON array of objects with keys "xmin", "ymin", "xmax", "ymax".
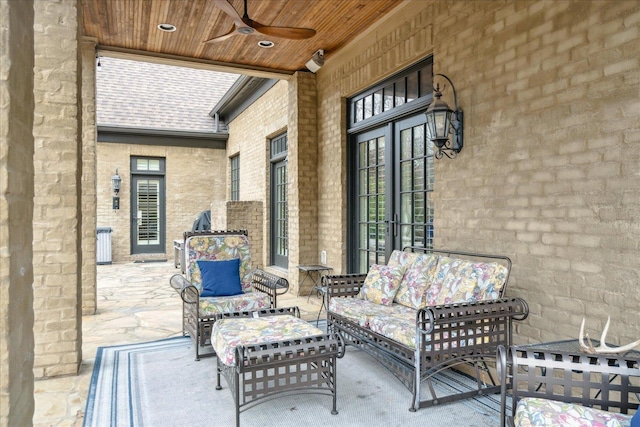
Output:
[
  {"xmin": 387, "ymin": 250, "xmax": 421, "ymax": 271},
  {"xmin": 357, "ymin": 264, "xmax": 404, "ymax": 306},
  {"xmin": 367, "ymin": 314, "xmax": 475, "ymax": 351},
  {"xmin": 426, "ymin": 257, "xmax": 507, "ymax": 306},
  {"xmin": 186, "ymin": 234, "xmax": 253, "ymax": 291},
  {"xmin": 328, "ymin": 297, "xmax": 374, "ymax": 327},
  {"xmin": 211, "ymin": 315, "xmax": 324, "ymax": 367},
  {"xmin": 328, "ymin": 298, "xmax": 416, "ymax": 328},
  {"xmin": 514, "ymin": 397, "xmax": 633, "ymax": 427},
  {"xmin": 394, "ymin": 253, "xmax": 439, "ymax": 309},
  {"xmin": 367, "ymin": 310, "xmax": 417, "ymax": 348},
  {"xmin": 199, "ymin": 292, "xmax": 271, "ymax": 317},
  {"xmin": 330, "ymin": 297, "xmax": 484, "ymax": 350}
]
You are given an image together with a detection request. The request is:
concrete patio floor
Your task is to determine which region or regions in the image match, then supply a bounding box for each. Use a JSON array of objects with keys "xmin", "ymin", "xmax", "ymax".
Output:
[{"xmin": 33, "ymin": 261, "xmax": 325, "ymax": 427}]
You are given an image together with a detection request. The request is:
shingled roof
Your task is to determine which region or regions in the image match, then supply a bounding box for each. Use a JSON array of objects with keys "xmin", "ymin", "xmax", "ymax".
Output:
[{"xmin": 96, "ymin": 56, "xmax": 238, "ymax": 133}]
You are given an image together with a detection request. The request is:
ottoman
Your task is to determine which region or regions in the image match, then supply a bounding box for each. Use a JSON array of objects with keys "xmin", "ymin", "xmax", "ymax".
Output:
[{"xmin": 212, "ymin": 307, "xmax": 344, "ymax": 427}]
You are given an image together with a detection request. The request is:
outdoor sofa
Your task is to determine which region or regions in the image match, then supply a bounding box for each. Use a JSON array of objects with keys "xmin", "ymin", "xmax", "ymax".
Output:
[
  {"xmin": 326, "ymin": 248, "xmax": 529, "ymax": 411},
  {"xmin": 169, "ymin": 230, "xmax": 289, "ymax": 360},
  {"xmin": 498, "ymin": 344, "xmax": 640, "ymax": 427}
]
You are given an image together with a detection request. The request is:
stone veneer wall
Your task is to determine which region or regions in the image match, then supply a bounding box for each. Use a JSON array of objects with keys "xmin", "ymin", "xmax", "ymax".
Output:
[
  {"xmin": 315, "ymin": 0, "xmax": 640, "ymax": 345},
  {"xmin": 32, "ymin": 0, "xmax": 82, "ymax": 378},
  {"xmin": 210, "ymin": 201, "xmax": 264, "ymax": 270},
  {"xmin": 96, "ymin": 142, "xmax": 227, "ymax": 263},
  {"xmin": 1, "ymin": 0, "xmax": 36, "ymax": 424}
]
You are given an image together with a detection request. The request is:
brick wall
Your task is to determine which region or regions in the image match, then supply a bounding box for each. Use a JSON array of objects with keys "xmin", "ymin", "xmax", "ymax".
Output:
[
  {"xmin": 225, "ymin": 76, "xmax": 322, "ymax": 294},
  {"xmin": 316, "ymin": 0, "xmax": 640, "ymax": 345},
  {"xmin": 32, "ymin": 0, "xmax": 82, "ymax": 378},
  {"xmin": 81, "ymin": 38, "xmax": 98, "ymax": 315},
  {"xmin": 96, "ymin": 142, "xmax": 227, "ymax": 263},
  {"xmin": 226, "ymin": 81, "xmax": 288, "ymax": 269},
  {"xmin": 0, "ymin": 0, "xmax": 36, "ymax": 423},
  {"xmin": 287, "ymin": 72, "xmax": 320, "ymax": 294}
]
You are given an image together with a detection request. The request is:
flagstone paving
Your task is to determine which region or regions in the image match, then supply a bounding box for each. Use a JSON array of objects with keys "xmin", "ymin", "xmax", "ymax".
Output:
[{"xmin": 33, "ymin": 261, "xmax": 325, "ymax": 427}]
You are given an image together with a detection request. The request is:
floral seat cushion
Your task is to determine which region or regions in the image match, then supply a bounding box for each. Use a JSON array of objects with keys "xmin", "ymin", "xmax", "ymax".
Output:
[
  {"xmin": 367, "ymin": 308, "xmax": 418, "ymax": 348},
  {"xmin": 514, "ymin": 397, "xmax": 633, "ymax": 427},
  {"xmin": 199, "ymin": 292, "xmax": 271, "ymax": 317},
  {"xmin": 328, "ymin": 297, "xmax": 383, "ymax": 327},
  {"xmin": 331, "ymin": 296, "xmax": 486, "ymax": 350},
  {"xmin": 211, "ymin": 315, "xmax": 324, "ymax": 366}
]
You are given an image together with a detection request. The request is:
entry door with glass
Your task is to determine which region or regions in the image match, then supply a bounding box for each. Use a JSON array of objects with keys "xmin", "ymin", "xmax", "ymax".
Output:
[
  {"xmin": 130, "ymin": 157, "xmax": 166, "ymax": 254},
  {"xmin": 350, "ymin": 116, "xmax": 434, "ymax": 273}
]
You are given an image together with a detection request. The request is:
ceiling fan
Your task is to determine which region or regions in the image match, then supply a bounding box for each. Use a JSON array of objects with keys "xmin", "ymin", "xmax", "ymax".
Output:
[{"xmin": 205, "ymin": 0, "xmax": 316, "ymax": 43}]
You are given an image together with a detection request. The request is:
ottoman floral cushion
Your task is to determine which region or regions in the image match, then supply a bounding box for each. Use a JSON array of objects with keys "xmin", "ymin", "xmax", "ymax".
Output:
[{"xmin": 211, "ymin": 315, "xmax": 324, "ymax": 366}]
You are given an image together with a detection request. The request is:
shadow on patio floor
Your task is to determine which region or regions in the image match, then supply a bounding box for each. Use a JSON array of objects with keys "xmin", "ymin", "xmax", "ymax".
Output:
[{"xmin": 33, "ymin": 261, "xmax": 324, "ymax": 427}]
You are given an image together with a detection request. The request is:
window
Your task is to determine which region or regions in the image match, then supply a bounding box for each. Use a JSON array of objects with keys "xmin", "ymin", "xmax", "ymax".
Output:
[
  {"xmin": 350, "ymin": 62, "xmax": 433, "ymax": 126},
  {"xmin": 270, "ymin": 133, "xmax": 288, "ymax": 268},
  {"xmin": 230, "ymin": 155, "xmax": 239, "ymax": 201},
  {"xmin": 348, "ymin": 58, "xmax": 435, "ymax": 273}
]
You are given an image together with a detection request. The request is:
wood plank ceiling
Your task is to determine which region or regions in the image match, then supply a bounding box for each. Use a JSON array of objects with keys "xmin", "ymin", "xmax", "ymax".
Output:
[{"xmin": 82, "ymin": 0, "xmax": 404, "ymax": 75}]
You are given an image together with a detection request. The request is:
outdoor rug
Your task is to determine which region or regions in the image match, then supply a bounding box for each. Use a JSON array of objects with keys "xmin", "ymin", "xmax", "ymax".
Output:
[{"xmin": 84, "ymin": 336, "xmax": 505, "ymax": 427}]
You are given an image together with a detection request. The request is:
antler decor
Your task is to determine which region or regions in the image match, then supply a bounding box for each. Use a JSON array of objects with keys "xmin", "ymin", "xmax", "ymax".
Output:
[{"xmin": 579, "ymin": 316, "xmax": 640, "ymax": 354}]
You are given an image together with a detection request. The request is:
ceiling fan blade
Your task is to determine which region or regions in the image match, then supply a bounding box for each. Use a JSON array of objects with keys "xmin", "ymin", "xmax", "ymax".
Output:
[
  {"xmin": 209, "ymin": 0, "xmax": 316, "ymax": 42},
  {"xmin": 213, "ymin": 0, "xmax": 245, "ymax": 27},
  {"xmin": 203, "ymin": 25, "xmax": 237, "ymax": 43},
  {"xmin": 251, "ymin": 23, "xmax": 316, "ymax": 40}
]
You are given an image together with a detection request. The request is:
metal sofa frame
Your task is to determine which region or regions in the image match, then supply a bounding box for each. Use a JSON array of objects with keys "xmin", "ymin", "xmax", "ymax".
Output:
[
  {"xmin": 169, "ymin": 230, "xmax": 289, "ymax": 360},
  {"xmin": 497, "ymin": 343, "xmax": 640, "ymax": 427},
  {"xmin": 326, "ymin": 248, "xmax": 529, "ymax": 411}
]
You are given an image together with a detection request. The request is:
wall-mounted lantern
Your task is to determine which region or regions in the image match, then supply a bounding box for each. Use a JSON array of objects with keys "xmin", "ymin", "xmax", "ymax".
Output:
[
  {"xmin": 424, "ymin": 73, "xmax": 464, "ymax": 159},
  {"xmin": 111, "ymin": 168, "xmax": 121, "ymax": 209}
]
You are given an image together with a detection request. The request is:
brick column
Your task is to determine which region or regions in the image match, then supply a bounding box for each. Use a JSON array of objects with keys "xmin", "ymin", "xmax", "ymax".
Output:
[
  {"xmin": 81, "ymin": 38, "xmax": 98, "ymax": 315},
  {"xmin": 288, "ymin": 72, "xmax": 320, "ymax": 294},
  {"xmin": 32, "ymin": 0, "xmax": 82, "ymax": 378},
  {"xmin": 0, "ymin": 0, "xmax": 36, "ymax": 424}
]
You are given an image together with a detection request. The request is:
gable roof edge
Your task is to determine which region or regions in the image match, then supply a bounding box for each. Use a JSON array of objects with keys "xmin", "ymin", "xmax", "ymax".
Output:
[{"xmin": 210, "ymin": 76, "xmax": 279, "ymax": 124}]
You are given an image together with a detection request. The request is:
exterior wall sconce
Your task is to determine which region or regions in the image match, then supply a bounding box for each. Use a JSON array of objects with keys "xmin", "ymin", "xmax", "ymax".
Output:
[
  {"xmin": 424, "ymin": 73, "xmax": 463, "ymax": 159},
  {"xmin": 111, "ymin": 169, "xmax": 121, "ymax": 210},
  {"xmin": 111, "ymin": 168, "xmax": 121, "ymax": 194}
]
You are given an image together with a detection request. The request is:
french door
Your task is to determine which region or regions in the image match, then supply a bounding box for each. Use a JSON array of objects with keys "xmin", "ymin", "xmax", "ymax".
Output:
[
  {"xmin": 350, "ymin": 115, "xmax": 434, "ymax": 273},
  {"xmin": 270, "ymin": 134, "xmax": 288, "ymax": 268},
  {"xmin": 130, "ymin": 157, "xmax": 166, "ymax": 254}
]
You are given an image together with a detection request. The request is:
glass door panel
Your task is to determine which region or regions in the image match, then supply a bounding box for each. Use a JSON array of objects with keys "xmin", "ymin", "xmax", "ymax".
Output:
[
  {"xmin": 355, "ymin": 129, "xmax": 388, "ymax": 273},
  {"xmin": 395, "ymin": 116, "xmax": 434, "ymax": 251},
  {"xmin": 272, "ymin": 159, "xmax": 288, "ymax": 268},
  {"xmin": 131, "ymin": 175, "xmax": 164, "ymax": 254}
]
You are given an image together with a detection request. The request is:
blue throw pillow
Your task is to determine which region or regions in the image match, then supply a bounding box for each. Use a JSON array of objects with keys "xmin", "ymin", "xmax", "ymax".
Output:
[
  {"xmin": 197, "ymin": 258, "xmax": 243, "ymax": 297},
  {"xmin": 631, "ymin": 409, "xmax": 639, "ymax": 427}
]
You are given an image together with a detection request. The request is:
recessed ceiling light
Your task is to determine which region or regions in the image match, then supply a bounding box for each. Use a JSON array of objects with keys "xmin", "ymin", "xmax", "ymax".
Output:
[
  {"xmin": 258, "ymin": 40, "xmax": 274, "ymax": 48},
  {"xmin": 157, "ymin": 23, "xmax": 177, "ymax": 32}
]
